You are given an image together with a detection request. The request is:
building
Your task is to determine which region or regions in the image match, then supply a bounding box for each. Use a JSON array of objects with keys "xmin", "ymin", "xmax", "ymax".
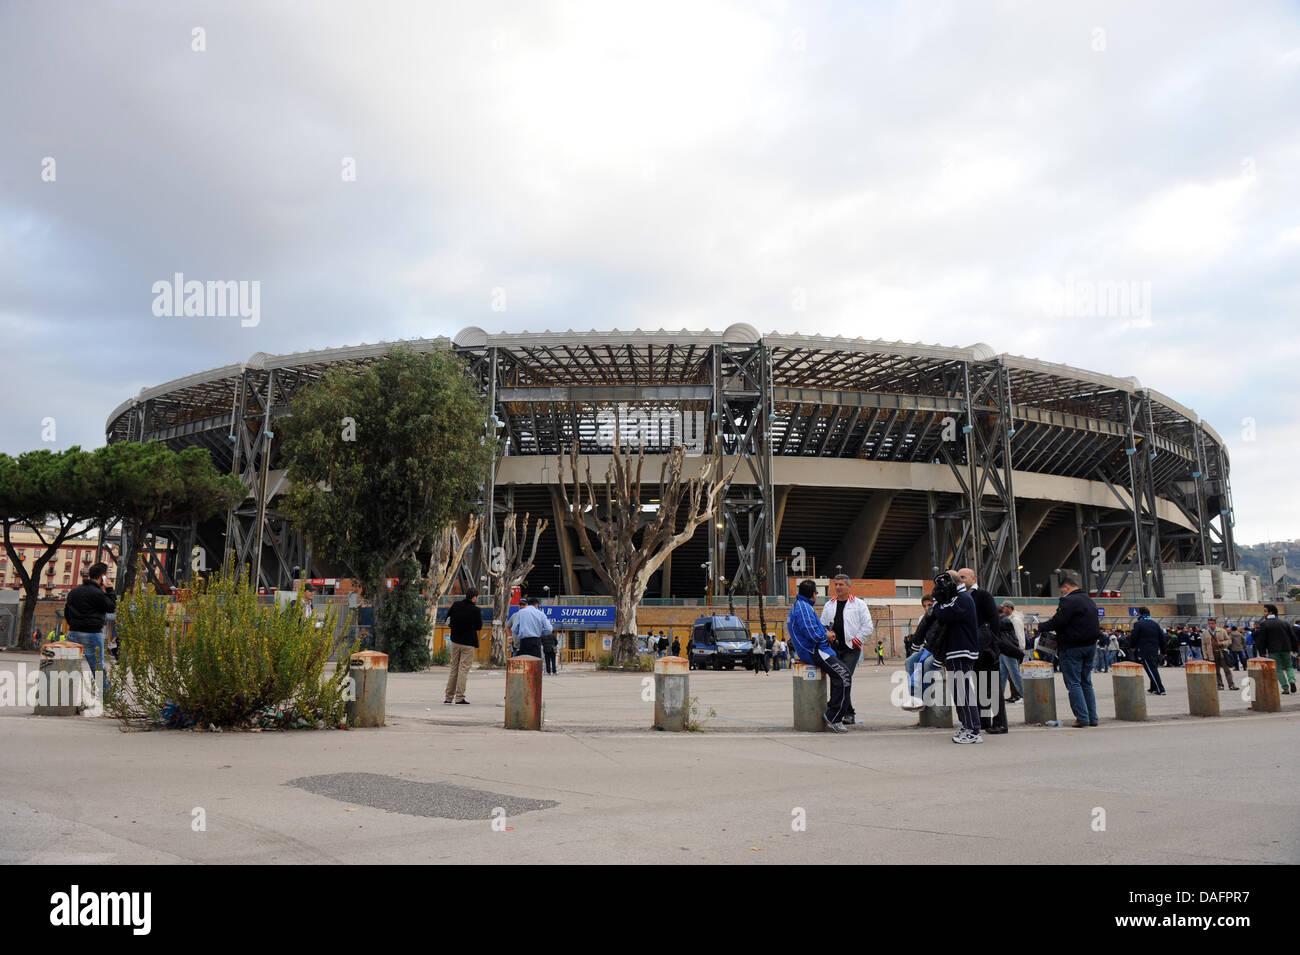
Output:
[{"xmin": 104, "ymin": 326, "xmax": 1237, "ymax": 602}]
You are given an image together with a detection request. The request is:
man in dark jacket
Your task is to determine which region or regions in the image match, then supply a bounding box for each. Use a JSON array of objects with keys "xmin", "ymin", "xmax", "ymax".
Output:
[
  {"xmin": 1131, "ymin": 608, "xmax": 1166, "ymax": 695},
  {"xmin": 1036, "ymin": 572, "xmax": 1101, "ymax": 727},
  {"xmin": 1254, "ymin": 604, "xmax": 1297, "ymax": 695},
  {"xmin": 63, "ymin": 562, "xmax": 115, "ymax": 697},
  {"xmin": 958, "ymin": 568, "xmax": 1006, "ymax": 734},
  {"xmin": 933, "ymin": 570, "xmax": 982, "ymax": 744},
  {"xmin": 443, "ymin": 588, "xmax": 483, "ymax": 705}
]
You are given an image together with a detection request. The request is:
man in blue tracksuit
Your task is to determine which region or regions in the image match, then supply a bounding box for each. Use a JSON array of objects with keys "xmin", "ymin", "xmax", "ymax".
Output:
[
  {"xmin": 1131, "ymin": 607, "xmax": 1166, "ymax": 695},
  {"xmin": 785, "ymin": 579, "xmax": 853, "ymax": 733},
  {"xmin": 931, "ymin": 570, "xmax": 982, "ymax": 743}
]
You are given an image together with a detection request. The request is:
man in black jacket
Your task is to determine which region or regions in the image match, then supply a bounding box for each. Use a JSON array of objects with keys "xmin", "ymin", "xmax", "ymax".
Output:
[
  {"xmin": 1254, "ymin": 604, "xmax": 1297, "ymax": 695},
  {"xmin": 1131, "ymin": 607, "xmax": 1166, "ymax": 695},
  {"xmin": 1037, "ymin": 573, "xmax": 1101, "ymax": 726},
  {"xmin": 443, "ymin": 588, "xmax": 483, "ymax": 705},
  {"xmin": 958, "ymin": 568, "xmax": 1006, "ymax": 734},
  {"xmin": 64, "ymin": 562, "xmax": 115, "ymax": 697}
]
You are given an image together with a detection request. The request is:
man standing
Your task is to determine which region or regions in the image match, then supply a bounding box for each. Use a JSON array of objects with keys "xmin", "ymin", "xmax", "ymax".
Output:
[
  {"xmin": 444, "ymin": 588, "xmax": 483, "ymax": 705},
  {"xmin": 786, "ymin": 578, "xmax": 852, "ymax": 733},
  {"xmin": 1036, "ymin": 573, "xmax": 1101, "ymax": 727},
  {"xmin": 1131, "ymin": 607, "xmax": 1166, "ymax": 695},
  {"xmin": 999, "ymin": 601, "xmax": 1026, "ymax": 704},
  {"xmin": 1203, "ymin": 617, "xmax": 1237, "ymax": 691},
  {"xmin": 957, "ymin": 568, "xmax": 1005, "ymax": 734},
  {"xmin": 509, "ymin": 596, "xmax": 552, "ymax": 659},
  {"xmin": 1254, "ymin": 604, "xmax": 1297, "ymax": 695},
  {"xmin": 541, "ymin": 613, "xmax": 559, "ymax": 675},
  {"xmin": 63, "ymin": 562, "xmax": 115, "ymax": 699},
  {"xmin": 932, "ymin": 570, "xmax": 982, "ymax": 744},
  {"xmin": 820, "ymin": 574, "xmax": 874, "ymax": 726},
  {"xmin": 750, "ymin": 631, "xmax": 768, "ymax": 675},
  {"xmin": 1227, "ymin": 626, "xmax": 1246, "ymax": 670},
  {"xmin": 671, "ymin": 636, "xmax": 681, "ymax": 657}
]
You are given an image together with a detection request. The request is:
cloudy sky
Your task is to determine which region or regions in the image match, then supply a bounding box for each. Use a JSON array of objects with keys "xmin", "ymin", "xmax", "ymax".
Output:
[{"xmin": 2, "ymin": 1, "xmax": 1297, "ymax": 544}]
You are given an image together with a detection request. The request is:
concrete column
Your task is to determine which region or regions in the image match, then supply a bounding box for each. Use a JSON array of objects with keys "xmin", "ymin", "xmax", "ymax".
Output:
[
  {"xmin": 345, "ymin": 650, "xmax": 388, "ymax": 728},
  {"xmin": 1111, "ymin": 661, "xmax": 1147, "ymax": 721},
  {"xmin": 33, "ymin": 643, "xmax": 85, "ymax": 717},
  {"xmin": 653, "ymin": 656, "xmax": 689, "ymax": 731},
  {"xmin": 1247, "ymin": 657, "xmax": 1281, "ymax": 712},
  {"xmin": 505, "ymin": 655, "xmax": 543, "ymax": 729},
  {"xmin": 547, "ymin": 485, "xmax": 580, "ymax": 597},
  {"xmin": 827, "ymin": 490, "xmax": 897, "ymax": 578},
  {"xmin": 791, "ymin": 662, "xmax": 826, "ymax": 731},
  {"xmin": 1021, "ymin": 660, "xmax": 1056, "ymax": 724},
  {"xmin": 1185, "ymin": 659, "xmax": 1219, "ymax": 716},
  {"xmin": 917, "ymin": 666, "xmax": 952, "ymax": 727}
]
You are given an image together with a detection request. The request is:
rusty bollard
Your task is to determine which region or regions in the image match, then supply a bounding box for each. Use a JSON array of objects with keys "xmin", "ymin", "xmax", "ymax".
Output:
[
  {"xmin": 346, "ymin": 650, "xmax": 388, "ymax": 727},
  {"xmin": 505, "ymin": 654, "xmax": 543, "ymax": 730},
  {"xmin": 1247, "ymin": 657, "xmax": 1280, "ymax": 713},
  {"xmin": 792, "ymin": 662, "xmax": 827, "ymax": 732},
  {"xmin": 1021, "ymin": 660, "xmax": 1056, "ymax": 724},
  {"xmin": 1111, "ymin": 661, "xmax": 1147, "ymax": 721},
  {"xmin": 653, "ymin": 656, "xmax": 689, "ymax": 731},
  {"xmin": 1185, "ymin": 659, "xmax": 1219, "ymax": 717},
  {"xmin": 33, "ymin": 642, "xmax": 86, "ymax": 717}
]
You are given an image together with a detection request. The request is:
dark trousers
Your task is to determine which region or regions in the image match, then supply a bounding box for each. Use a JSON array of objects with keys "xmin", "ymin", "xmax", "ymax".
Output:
[
  {"xmin": 811, "ymin": 652, "xmax": 852, "ymax": 725},
  {"xmin": 977, "ymin": 657, "xmax": 1006, "ymax": 731},
  {"xmin": 1213, "ymin": 649, "xmax": 1237, "ymax": 689},
  {"xmin": 1136, "ymin": 644, "xmax": 1165, "ymax": 693},
  {"xmin": 946, "ymin": 657, "xmax": 980, "ymax": 732},
  {"xmin": 543, "ymin": 647, "xmax": 557, "ymax": 674},
  {"xmin": 835, "ymin": 642, "xmax": 860, "ymax": 717},
  {"xmin": 516, "ymin": 637, "xmax": 542, "ymax": 658}
]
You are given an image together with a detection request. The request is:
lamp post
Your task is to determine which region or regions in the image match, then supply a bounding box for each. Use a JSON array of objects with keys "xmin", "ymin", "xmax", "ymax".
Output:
[{"xmin": 553, "ymin": 563, "xmax": 563, "ymax": 597}]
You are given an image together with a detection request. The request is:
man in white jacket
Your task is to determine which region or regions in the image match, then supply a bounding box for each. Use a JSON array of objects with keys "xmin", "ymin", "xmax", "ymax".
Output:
[{"xmin": 820, "ymin": 574, "xmax": 874, "ymax": 725}]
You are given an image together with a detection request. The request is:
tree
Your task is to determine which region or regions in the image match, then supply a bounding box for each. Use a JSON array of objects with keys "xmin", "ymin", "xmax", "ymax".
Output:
[
  {"xmin": 557, "ymin": 437, "xmax": 734, "ymax": 666},
  {"xmin": 424, "ymin": 514, "xmax": 480, "ymax": 631},
  {"xmin": 487, "ymin": 511, "xmax": 548, "ymax": 665},
  {"xmin": 0, "ymin": 448, "xmax": 106, "ymax": 642},
  {"xmin": 95, "ymin": 442, "xmax": 246, "ymax": 592},
  {"xmin": 279, "ymin": 349, "xmax": 492, "ymax": 670},
  {"xmin": 1289, "ymin": 586, "xmax": 1300, "ymax": 601}
]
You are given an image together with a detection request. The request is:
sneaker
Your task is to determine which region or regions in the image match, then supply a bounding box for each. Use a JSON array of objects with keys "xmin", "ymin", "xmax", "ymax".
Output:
[
  {"xmin": 1292, "ymin": 683, "xmax": 1297, "ymax": 694},
  {"xmin": 823, "ymin": 714, "xmax": 847, "ymax": 733},
  {"xmin": 1007, "ymin": 696, "xmax": 1022, "ymax": 704},
  {"xmin": 442, "ymin": 700, "xmax": 453, "ymax": 705},
  {"xmin": 901, "ymin": 697, "xmax": 925, "ymax": 712},
  {"xmin": 951, "ymin": 730, "xmax": 967, "ymax": 743},
  {"xmin": 455, "ymin": 699, "xmax": 470, "ymax": 705},
  {"xmin": 953, "ymin": 730, "xmax": 983, "ymax": 744}
]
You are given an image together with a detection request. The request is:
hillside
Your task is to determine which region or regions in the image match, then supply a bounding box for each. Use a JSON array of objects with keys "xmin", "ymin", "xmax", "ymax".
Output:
[{"xmin": 1235, "ymin": 540, "xmax": 1300, "ymax": 590}]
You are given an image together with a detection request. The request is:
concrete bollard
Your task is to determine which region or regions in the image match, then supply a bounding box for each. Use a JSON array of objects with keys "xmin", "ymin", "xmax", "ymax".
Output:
[
  {"xmin": 505, "ymin": 655, "xmax": 543, "ymax": 730},
  {"xmin": 33, "ymin": 642, "xmax": 85, "ymax": 716},
  {"xmin": 653, "ymin": 656, "xmax": 689, "ymax": 731},
  {"xmin": 791, "ymin": 662, "xmax": 827, "ymax": 732},
  {"xmin": 1185, "ymin": 659, "xmax": 1219, "ymax": 717},
  {"xmin": 917, "ymin": 666, "xmax": 952, "ymax": 728},
  {"xmin": 1111, "ymin": 661, "xmax": 1147, "ymax": 721},
  {"xmin": 1021, "ymin": 661, "xmax": 1056, "ymax": 724},
  {"xmin": 345, "ymin": 650, "xmax": 388, "ymax": 727},
  {"xmin": 1247, "ymin": 657, "xmax": 1280, "ymax": 712}
]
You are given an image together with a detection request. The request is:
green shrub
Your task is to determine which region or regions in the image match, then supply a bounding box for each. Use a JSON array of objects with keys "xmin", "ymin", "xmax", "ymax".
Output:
[
  {"xmin": 109, "ymin": 564, "xmax": 358, "ymax": 729},
  {"xmin": 431, "ymin": 647, "xmax": 450, "ymax": 667},
  {"xmin": 595, "ymin": 652, "xmax": 654, "ymax": 672}
]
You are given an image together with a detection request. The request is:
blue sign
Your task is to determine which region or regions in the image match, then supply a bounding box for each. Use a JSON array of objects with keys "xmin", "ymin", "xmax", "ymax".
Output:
[
  {"xmin": 1097, "ymin": 608, "xmax": 1105, "ymax": 617},
  {"xmin": 506, "ymin": 605, "xmax": 616, "ymax": 629},
  {"xmin": 1128, "ymin": 607, "xmax": 1140, "ymax": 617}
]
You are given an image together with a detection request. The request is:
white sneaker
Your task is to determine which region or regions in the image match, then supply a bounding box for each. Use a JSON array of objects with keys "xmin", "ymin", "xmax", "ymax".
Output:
[
  {"xmin": 901, "ymin": 697, "xmax": 925, "ymax": 712},
  {"xmin": 951, "ymin": 729, "xmax": 968, "ymax": 743}
]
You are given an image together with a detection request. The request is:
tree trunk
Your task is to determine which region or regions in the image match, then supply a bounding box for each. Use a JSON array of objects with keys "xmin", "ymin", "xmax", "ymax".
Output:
[
  {"xmin": 612, "ymin": 592, "xmax": 639, "ymax": 666},
  {"xmin": 491, "ymin": 619, "xmax": 508, "ymax": 666},
  {"xmin": 18, "ymin": 579, "xmax": 40, "ymax": 646},
  {"xmin": 369, "ymin": 580, "xmax": 387, "ymax": 654}
]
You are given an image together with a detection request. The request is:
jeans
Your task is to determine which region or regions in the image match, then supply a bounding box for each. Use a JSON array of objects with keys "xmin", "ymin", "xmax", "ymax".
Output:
[
  {"xmin": 1232, "ymin": 649, "xmax": 1247, "ymax": 669},
  {"xmin": 906, "ymin": 649, "xmax": 939, "ymax": 699},
  {"xmin": 1058, "ymin": 644, "xmax": 1099, "ymax": 724},
  {"xmin": 999, "ymin": 653, "xmax": 1023, "ymax": 698},
  {"xmin": 1189, "ymin": 646, "xmax": 1203, "ymax": 661},
  {"xmin": 66, "ymin": 630, "xmax": 108, "ymax": 698},
  {"xmin": 1178, "ymin": 646, "xmax": 1190, "ymax": 666},
  {"xmin": 1093, "ymin": 648, "xmax": 1111, "ymax": 672},
  {"xmin": 543, "ymin": 647, "xmax": 557, "ymax": 674}
]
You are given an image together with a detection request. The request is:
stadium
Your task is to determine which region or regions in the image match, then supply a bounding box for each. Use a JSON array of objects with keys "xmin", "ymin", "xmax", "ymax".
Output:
[{"xmin": 105, "ymin": 324, "xmax": 1238, "ymax": 603}]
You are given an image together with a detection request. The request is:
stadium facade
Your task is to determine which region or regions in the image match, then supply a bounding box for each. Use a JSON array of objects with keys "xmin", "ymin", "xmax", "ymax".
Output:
[{"xmin": 105, "ymin": 324, "xmax": 1237, "ymax": 600}]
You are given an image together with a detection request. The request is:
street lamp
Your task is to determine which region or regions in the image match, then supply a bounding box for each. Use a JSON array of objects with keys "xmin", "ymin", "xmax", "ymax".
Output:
[
  {"xmin": 543, "ymin": 584, "xmax": 550, "ymax": 601},
  {"xmin": 553, "ymin": 563, "xmax": 563, "ymax": 596}
]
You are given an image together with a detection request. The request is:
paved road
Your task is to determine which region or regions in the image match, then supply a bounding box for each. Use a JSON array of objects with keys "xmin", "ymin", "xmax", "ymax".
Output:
[{"xmin": 1, "ymin": 654, "xmax": 1296, "ymax": 864}]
